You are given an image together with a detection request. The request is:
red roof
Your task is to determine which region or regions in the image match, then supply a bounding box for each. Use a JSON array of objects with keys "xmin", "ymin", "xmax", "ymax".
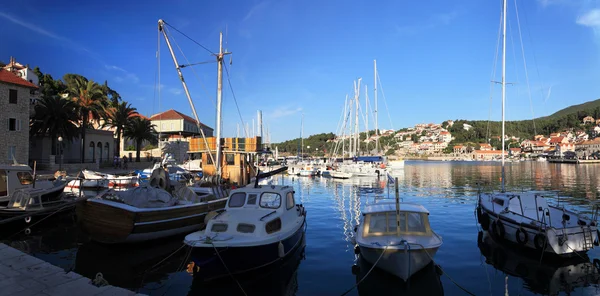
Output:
[
  {"xmin": 0, "ymin": 69, "xmax": 38, "ymax": 88},
  {"xmin": 149, "ymin": 109, "xmax": 211, "ymax": 129},
  {"xmin": 549, "ymin": 136, "xmax": 565, "ymax": 144},
  {"xmin": 132, "ymin": 113, "xmax": 149, "ymax": 120}
]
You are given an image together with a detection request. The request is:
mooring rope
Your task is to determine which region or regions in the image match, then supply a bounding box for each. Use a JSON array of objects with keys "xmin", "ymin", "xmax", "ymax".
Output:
[
  {"xmin": 339, "ymin": 244, "xmax": 389, "ymax": 296},
  {"xmin": 211, "ymin": 242, "xmax": 248, "ymax": 296}
]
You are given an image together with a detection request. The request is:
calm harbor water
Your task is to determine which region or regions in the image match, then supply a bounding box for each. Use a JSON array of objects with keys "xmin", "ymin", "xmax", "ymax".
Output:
[{"xmin": 3, "ymin": 160, "xmax": 600, "ymax": 295}]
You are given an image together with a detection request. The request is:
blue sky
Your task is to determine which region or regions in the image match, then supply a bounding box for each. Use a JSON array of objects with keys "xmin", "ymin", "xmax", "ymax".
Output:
[{"xmin": 1, "ymin": 0, "xmax": 600, "ymax": 142}]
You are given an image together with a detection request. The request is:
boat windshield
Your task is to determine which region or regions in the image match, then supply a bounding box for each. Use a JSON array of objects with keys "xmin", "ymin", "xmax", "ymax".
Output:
[
  {"xmin": 17, "ymin": 172, "xmax": 33, "ymax": 185},
  {"xmin": 260, "ymin": 192, "xmax": 281, "ymax": 209},
  {"xmin": 228, "ymin": 192, "xmax": 246, "ymax": 208},
  {"xmin": 364, "ymin": 211, "xmax": 430, "ymax": 236}
]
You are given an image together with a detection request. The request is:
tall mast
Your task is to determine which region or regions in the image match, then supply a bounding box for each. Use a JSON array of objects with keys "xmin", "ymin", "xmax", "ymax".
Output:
[
  {"xmin": 343, "ymin": 95, "xmax": 348, "ymax": 157},
  {"xmin": 365, "ymin": 85, "xmax": 369, "ymax": 153},
  {"xmin": 354, "ymin": 78, "xmax": 361, "ymax": 157},
  {"xmin": 157, "ymin": 19, "xmax": 215, "ymax": 166},
  {"xmin": 301, "ymin": 113, "xmax": 304, "ymax": 160},
  {"xmin": 374, "ymin": 60, "xmax": 379, "ymax": 153},
  {"xmin": 501, "ymin": 0, "xmax": 507, "ymax": 192},
  {"xmin": 215, "ymin": 31, "xmax": 230, "ymax": 177}
]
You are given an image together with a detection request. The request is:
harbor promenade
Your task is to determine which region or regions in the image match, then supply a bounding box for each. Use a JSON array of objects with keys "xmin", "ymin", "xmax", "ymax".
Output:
[{"xmin": 0, "ymin": 243, "xmax": 143, "ymax": 296}]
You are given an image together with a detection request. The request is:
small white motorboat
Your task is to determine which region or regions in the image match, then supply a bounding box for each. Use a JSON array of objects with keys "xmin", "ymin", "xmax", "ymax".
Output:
[
  {"xmin": 354, "ymin": 202, "xmax": 442, "ymax": 281},
  {"xmin": 184, "ymin": 183, "xmax": 307, "ymax": 280},
  {"xmin": 330, "ymin": 171, "xmax": 353, "ymax": 179},
  {"xmin": 477, "ymin": 191, "xmax": 598, "ymax": 256},
  {"xmin": 82, "ymin": 169, "xmax": 138, "ymax": 188}
]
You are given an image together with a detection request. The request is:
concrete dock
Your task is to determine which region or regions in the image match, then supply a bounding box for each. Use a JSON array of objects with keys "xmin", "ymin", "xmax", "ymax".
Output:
[{"xmin": 0, "ymin": 243, "xmax": 143, "ymax": 296}]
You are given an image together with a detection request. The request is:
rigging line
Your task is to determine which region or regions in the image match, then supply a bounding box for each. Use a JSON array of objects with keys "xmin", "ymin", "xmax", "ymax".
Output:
[
  {"xmin": 508, "ymin": 15, "xmax": 521, "ymax": 139},
  {"xmin": 487, "ymin": 2, "xmax": 503, "ymax": 144},
  {"xmin": 164, "ymin": 26, "xmax": 217, "ymax": 110},
  {"xmin": 376, "ymin": 73, "xmax": 395, "ymax": 131},
  {"xmin": 514, "ymin": 0, "xmax": 537, "ymax": 136},
  {"xmin": 153, "ymin": 25, "xmax": 159, "ymax": 119},
  {"xmin": 179, "ymin": 60, "xmax": 217, "ymax": 68},
  {"xmin": 158, "ymin": 24, "xmax": 162, "ymax": 139},
  {"xmin": 163, "ymin": 21, "xmax": 215, "ymax": 55},
  {"xmin": 519, "ymin": 1, "xmax": 548, "ymax": 106},
  {"xmin": 223, "ymin": 63, "xmax": 250, "ymax": 139}
]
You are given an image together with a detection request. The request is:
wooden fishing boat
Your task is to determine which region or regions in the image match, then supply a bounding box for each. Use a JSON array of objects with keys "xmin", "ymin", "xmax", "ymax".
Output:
[{"xmin": 76, "ymin": 168, "xmax": 228, "ymax": 244}]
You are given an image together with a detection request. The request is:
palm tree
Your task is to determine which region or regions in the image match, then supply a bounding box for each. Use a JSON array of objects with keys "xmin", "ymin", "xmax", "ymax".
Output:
[
  {"xmin": 66, "ymin": 77, "xmax": 106, "ymax": 162},
  {"xmin": 103, "ymin": 101, "xmax": 138, "ymax": 157},
  {"xmin": 30, "ymin": 96, "xmax": 80, "ymax": 155},
  {"xmin": 124, "ymin": 117, "xmax": 157, "ymax": 162}
]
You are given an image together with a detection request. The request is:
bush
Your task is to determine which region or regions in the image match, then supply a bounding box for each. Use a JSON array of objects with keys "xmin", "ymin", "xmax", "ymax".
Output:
[
  {"xmin": 126, "ymin": 145, "xmax": 135, "ymax": 151},
  {"xmin": 385, "ymin": 149, "xmax": 396, "ymax": 156},
  {"xmin": 143, "ymin": 144, "xmax": 157, "ymax": 151}
]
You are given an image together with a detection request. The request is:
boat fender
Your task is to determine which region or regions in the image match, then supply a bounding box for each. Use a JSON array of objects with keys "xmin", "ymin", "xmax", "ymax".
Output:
[
  {"xmin": 375, "ymin": 170, "xmax": 380, "ymax": 178},
  {"xmin": 494, "ymin": 220, "xmax": 505, "ymax": 240},
  {"xmin": 479, "ymin": 211, "xmax": 490, "ymax": 231},
  {"xmin": 278, "ymin": 241, "xmax": 285, "ymax": 258},
  {"xmin": 353, "ymin": 225, "xmax": 357, "ymax": 232},
  {"xmin": 534, "ymin": 233, "xmax": 547, "ymax": 250},
  {"xmin": 24, "ymin": 216, "xmax": 31, "ymax": 224},
  {"xmin": 351, "ymin": 264, "xmax": 360, "ymax": 275},
  {"xmin": 204, "ymin": 211, "xmax": 219, "ymax": 224},
  {"xmin": 24, "ymin": 228, "xmax": 31, "ymax": 235},
  {"xmin": 354, "ymin": 245, "xmax": 360, "ymax": 254},
  {"xmin": 516, "ymin": 228, "xmax": 528, "ymax": 245}
]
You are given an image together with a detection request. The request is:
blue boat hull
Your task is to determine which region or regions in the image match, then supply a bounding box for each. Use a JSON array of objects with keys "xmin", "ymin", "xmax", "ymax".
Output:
[{"xmin": 189, "ymin": 220, "xmax": 305, "ymax": 281}]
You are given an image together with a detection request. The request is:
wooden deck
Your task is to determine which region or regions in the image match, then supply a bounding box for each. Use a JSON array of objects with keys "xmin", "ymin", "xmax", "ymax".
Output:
[{"xmin": 0, "ymin": 243, "xmax": 145, "ymax": 296}]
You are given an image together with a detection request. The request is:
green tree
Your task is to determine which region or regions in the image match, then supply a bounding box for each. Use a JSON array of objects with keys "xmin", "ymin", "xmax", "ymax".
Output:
[
  {"xmin": 124, "ymin": 117, "xmax": 157, "ymax": 162},
  {"xmin": 66, "ymin": 77, "xmax": 106, "ymax": 162},
  {"xmin": 30, "ymin": 96, "xmax": 80, "ymax": 154},
  {"xmin": 103, "ymin": 101, "xmax": 138, "ymax": 156}
]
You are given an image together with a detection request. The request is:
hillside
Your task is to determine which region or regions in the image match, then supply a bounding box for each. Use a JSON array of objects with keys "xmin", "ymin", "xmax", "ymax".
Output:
[
  {"xmin": 539, "ymin": 98, "xmax": 600, "ymax": 120},
  {"xmin": 273, "ymin": 98, "xmax": 600, "ymax": 153}
]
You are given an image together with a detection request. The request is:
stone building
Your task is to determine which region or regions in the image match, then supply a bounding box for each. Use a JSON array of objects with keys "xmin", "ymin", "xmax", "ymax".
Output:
[{"xmin": 0, "ymin": 69, "xmax": 38, "ymax": 164}]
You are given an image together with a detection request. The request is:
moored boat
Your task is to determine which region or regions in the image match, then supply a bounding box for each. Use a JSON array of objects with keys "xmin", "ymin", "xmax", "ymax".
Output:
[
  {"xmin": 76, "ymin": 168, "xmax": 228, "ymax": 244},
  {"xmin": 354, "ymin": 202, "xmax": 442, "ymax": 281},
  {"xmin": 184, "ymin": 184, "xmax": 307, "ymax": 281}
]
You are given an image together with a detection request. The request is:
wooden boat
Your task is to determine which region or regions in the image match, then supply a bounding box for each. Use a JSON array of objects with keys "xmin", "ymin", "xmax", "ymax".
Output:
[
  {"xmin": 184, "ymin": 183, "xmax": 307, "ymax": 281},
  {"xmin": 354, "ymin": 202, "xmax": 442, "ymax": 281},
  {"xmin": 76, "ymin": 168, "xmax": 228, "ymax": 244}
]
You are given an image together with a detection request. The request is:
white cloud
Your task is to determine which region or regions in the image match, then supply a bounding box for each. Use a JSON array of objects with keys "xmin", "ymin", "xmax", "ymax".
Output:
[
  {"xmin": 169, "ymin": 88, "xmax": 183, "ymax": 95},
  {"xmin": 270, "ymin": 106, "xmax": 303, "ymax": 119},
  {"xmin": 577, "ymin": 9, "xmax": 600, "ymax": 27},
  {"xmin": 243, "ymin": 1, "xmax": 268, "ymax": 22}
]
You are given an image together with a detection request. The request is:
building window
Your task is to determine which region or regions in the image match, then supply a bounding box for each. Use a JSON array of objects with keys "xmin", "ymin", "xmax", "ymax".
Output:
[
  {"xmin": 9, "ymin": 89, "xmax": 17, "ymax": 104},
  {"xmin": 7, "ymin": 146, "xmax": 16, "ymax": 160},
  {"xmin": 8, "ymin": 118, "xmax": 21, "ymax": 131},
  {"xmin": 226, "ymin": 154, "xmax": 235, "ymax": 165}
]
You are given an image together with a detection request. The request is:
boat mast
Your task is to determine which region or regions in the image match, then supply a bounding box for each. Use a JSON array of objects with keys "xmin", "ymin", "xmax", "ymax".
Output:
[
  {"xmin": 501, "ymin": 0, "xmax": 507, "ymax": 192},
  {"xmin": 365, "ymin": 85, "xmax": 369, "ymax": 153},
  {"xmin": 157, "ymin": 19, "xmax": 216, "ymax": 166},
  {"xmin": 374, "ymin": 60, "xmax": 379, "ymax": 154},
  {"xmin": 215, "ymin": 32, "xmax": 230, "ymax": 177},
  {"xmin": 354, "ymin": 78, "xmax": 361, "ymax": 157},
  {"xmin": 301, "ymin": 113, "xmax": 304, "ymax": 160}
]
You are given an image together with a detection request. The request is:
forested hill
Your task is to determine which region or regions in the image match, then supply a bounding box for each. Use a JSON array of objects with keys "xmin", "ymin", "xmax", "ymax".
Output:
[{"xmin": 273, "ymin": 98, "xmax": 600, "ymax": 153}]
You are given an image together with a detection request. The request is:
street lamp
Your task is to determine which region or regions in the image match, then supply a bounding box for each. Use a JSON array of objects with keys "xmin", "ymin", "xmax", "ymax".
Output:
[{"xmin": 58, "ymin": 136, "xmax": 63, "ymax": 171}]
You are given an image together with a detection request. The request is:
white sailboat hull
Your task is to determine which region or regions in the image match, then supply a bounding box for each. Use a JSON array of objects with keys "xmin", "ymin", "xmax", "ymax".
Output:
[{"xmin": 359, "ymin": 245, "xmax": 438, "ymax": 281}]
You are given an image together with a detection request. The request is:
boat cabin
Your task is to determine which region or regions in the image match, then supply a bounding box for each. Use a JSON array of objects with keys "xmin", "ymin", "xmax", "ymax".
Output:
[
  {"xmin": 0, "ymin": 164, "xmax": 35, "ymax": 203},
  {"xmin": 362, "ymin": 203, "xmax": 433, "ymax": 237},
  {"xmin": 206, "ymin": 185, "xmax": 302, "ymax": 237}
]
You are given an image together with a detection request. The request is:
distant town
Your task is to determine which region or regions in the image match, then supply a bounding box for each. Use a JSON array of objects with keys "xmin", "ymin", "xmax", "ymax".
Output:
[{"xmin": 339, "ymin": 118, "xmax": 600, "ymax": 161}]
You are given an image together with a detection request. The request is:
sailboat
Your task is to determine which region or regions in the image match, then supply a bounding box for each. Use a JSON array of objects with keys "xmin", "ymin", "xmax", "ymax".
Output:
[{"xmin": 476, "ymin": 0, "xmax": 598, "ymax": 256}]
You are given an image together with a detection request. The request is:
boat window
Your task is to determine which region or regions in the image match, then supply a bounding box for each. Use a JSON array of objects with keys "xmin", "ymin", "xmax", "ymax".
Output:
[
  {"xmin": 228, "ymin": 192, "xmax": 246, "ymax": 207},
  {"xmin": 237, "ymin": 223, "xmax": 255, "ymax": 233},
  {"xmin": 211, "ymin": 223, "xmax": 228, "ymax": 232},
  {"xmin": 0, "ymin": 170, "xmax": 6, "ymax": 196},
  {"xmin": 407, "ymin": 212, "xmax": 426, "ymax": 233},
  {"xmin": 266, "ymin": 218, "xmax": 281, "ymax": 234},
  {"xmin": 260, "ymin": 192, "xmax": 281, "ymax": 209},
  {"xmin": 286, "ymin": 192, "xmax": 295, "ymax": 210},
  {"xmin": 247, "ymin": 194, "xmax": 257, "ymax": 205},
  {"xmin": 368, "ymin": 213, "xmax": 388, "ymax": 233},
  {"xmin": 17, "ymin": 172, "xmax": 33, "ymax": 185}
]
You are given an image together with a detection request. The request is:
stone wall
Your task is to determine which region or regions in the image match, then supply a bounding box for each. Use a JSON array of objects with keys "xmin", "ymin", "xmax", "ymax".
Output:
[{"xmin": 0, "ymin": 82, "xmax": 30, "ymax": 164}]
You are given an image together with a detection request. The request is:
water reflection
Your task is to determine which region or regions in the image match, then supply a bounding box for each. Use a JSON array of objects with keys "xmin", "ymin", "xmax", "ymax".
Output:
[
  {"xmin": 477, "ymin": 231, "xmax": 600, "ymax": 295},
  {"xmin": 74, "ymin": 237, "xmax": 187, "ymax": 290},
  {"xmin": 189, "ymin": 234, "xmax": 306, "ymax": 296},
  {"xmin": 353, "ymin": 257, "xmax": 444, "ymax": 296}
]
